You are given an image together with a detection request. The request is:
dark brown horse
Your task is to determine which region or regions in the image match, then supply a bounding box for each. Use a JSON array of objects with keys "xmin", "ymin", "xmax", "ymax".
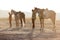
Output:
[
  {"xmin": 32, "ymin": 7, "xmax": 44, "ymax": 31},
  {"xmin": 8, "ymin": 12, "xmax": 12, "ymax": 28},
  {"xmin": 8, "ymin": 9, "xmax": 25, "ymax": 28}
]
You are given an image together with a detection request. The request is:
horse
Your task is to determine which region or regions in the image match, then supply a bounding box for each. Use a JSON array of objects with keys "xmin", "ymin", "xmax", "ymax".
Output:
[
  {"xmin": 8, "ymin": 12, "xmax": 12, "ymax": 28},
  {"xmin": 32, "ymin": 7, "xmax": 44, "ymax": 31},
  {"xmin": 32, "ymin": 7, "xmax": 56, "ymax": 31},
  {"xmin": 8, "ymin": 9, "xmax": 25, "ymax": 28}
]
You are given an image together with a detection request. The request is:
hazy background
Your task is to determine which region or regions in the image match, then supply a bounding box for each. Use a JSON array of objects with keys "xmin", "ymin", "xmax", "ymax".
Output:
[{"xmin": 0, "ymin": 0, "xmax": 60, "ymax": 20}]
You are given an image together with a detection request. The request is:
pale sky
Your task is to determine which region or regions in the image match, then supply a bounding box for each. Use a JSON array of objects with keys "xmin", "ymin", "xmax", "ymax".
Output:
[
  {"xmin": 0, "ymin": 0, "xmax": 60, "ymax": 20},
  {"xmin": 0, "ymin": 0, "xmax": 60, "ymax": 13}
]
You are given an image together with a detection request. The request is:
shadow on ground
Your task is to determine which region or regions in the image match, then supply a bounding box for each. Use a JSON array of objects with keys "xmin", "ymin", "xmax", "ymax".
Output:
[{"xmin": 0, "ymin": 27, "xmax": 57, "ymax": 40}]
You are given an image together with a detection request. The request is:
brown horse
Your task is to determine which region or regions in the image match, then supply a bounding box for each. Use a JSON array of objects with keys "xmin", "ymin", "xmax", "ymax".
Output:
[
  {"xmin": 32, "ymin": 7, "xmax": 44, "ymax": 31},
  {"xmin": 32, "ymin": 7, "xmax": 56, "ymax": 31},
  {"xmin": 8, "ymin": 12, "xmax": 12, "ymax": 28},
  {"xmin": 8, "ymin": 9, "xmax": 25, "ymax": 28}
]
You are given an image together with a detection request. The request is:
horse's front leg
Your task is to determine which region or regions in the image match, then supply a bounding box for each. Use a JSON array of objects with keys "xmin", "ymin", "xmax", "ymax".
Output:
[
  {"xmin": 40, "ymin": 18, "xmax": 44, "ymax": 32},
  {"xmin": 8, "ymin": 13, "xmax": 12, "ymax": 28},
  {"xmin": 9, "ymin": 16, "xmax": 12, "ymax": 28},
  {"xmin": 15, "ymin": 15, "xmax": 19, "ymax": 27},
  {"xmin": 32, "ymin": 19, "xmax": 35, "ymax": 29}
]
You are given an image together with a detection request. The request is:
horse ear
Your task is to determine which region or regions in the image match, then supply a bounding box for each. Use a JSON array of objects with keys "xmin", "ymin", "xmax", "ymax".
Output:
[
  {"xmin": 8, "ymin": 12, "xmax": 10, "ymax": 15},
  {"xmin": 11, "ymin": 9, "xmax": 15, "ymax": 12},
  {"xmin": 32, "ymin": 9, "xmax": 34, "ymax": 12},
  {"xmin": 8, "ymin": 12, "xmax": 12, "ymax": 15},
  {"xmin": 19, "ymin": 11, "xmax": 21, "ymax": 13},
  {"xmin": 34, "ymin": 7, "xmax": 37, "ymax": 9}
]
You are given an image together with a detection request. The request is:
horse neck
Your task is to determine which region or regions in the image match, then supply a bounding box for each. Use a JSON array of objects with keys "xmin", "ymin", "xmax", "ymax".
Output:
[{"xmin": 12, "ymin": 10, "xmax": 17, "ymax": 15}]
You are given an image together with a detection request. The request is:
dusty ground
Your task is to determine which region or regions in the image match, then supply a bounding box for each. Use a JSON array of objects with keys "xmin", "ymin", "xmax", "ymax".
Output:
[{"xmin": 0, "ymin": 18, "xmax": 60, "ymax": 40}]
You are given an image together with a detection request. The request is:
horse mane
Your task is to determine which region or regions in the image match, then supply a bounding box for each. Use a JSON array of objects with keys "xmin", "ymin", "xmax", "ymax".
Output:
[{"xmin": 11, "ymin": 9, "xmax": 16, "ymax": 13}]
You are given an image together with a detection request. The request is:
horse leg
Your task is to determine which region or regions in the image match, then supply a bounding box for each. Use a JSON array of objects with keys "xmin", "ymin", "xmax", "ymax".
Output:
[
  {"xmin": 8, "ymin": 13, "xmax": 12, "ymax": 28},
  {"xmin": 40, "ymin": 18, "xmax": 44, "ymax": 32},
  {"xmin": 20, "ymin": 19, "xmax": 23, "ymax": 27},
  {"xmin": 23, "ymin": 16, "xmax": 25, "ymax": 27},
  {"xmin": 23, "ymin": 16, "xmax": 25, "ymax": 23},
  {"xmin": 9, "ymin": 15, "xmax": 12, "ymax": 28},
  {"xmin": 51, "ymin": 14, "xmax": 56, "ymax": 31},
  {"xmin": 32, "ymin": 19, "xmax": 35, "ymax": 29},
  {"xmin": 15, "ymin": 15, "xmax": 19, "ymax": 27}
]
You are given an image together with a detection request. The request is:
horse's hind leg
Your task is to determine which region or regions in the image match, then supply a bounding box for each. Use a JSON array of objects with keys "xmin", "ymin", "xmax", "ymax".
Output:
[
  {"xmin": 23, "ymin": 16, "xmax": 25, "ymax": 27},
  {"xmin": 51, "ymin": 13, "xmax": 56, "ymax": 32},
  {"xmin": 20, "ymin": 19, "xmax": 23, "ymax": 27},
  {"xmin": 23, "ymin": 16, "xmax": 25, "ymax": 23}
]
